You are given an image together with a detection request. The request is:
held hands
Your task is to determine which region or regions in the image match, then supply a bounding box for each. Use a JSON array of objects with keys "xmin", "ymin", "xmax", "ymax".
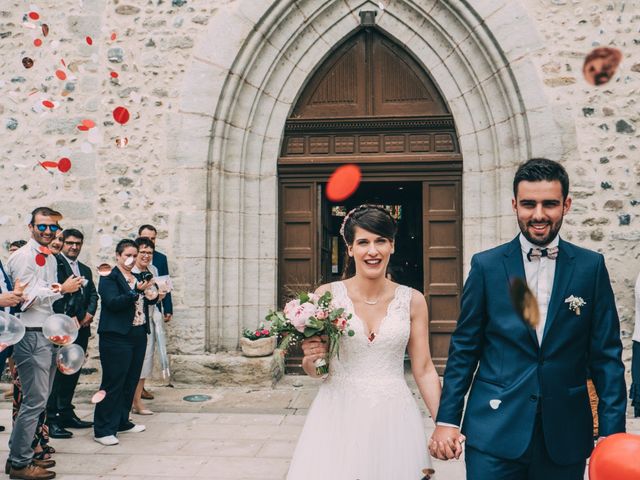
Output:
[
  {"xmin": 428, "ymin": 425, "xmax": 466, "ymax": 460},
  {"xmin": 301, "ymin": 336, "xmax": 329, "ymax": 377}
]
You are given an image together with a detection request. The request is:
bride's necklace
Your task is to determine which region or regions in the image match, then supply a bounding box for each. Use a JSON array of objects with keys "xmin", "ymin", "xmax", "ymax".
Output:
[{"xmin": 363, "ymin": 298, "xmax": 379, "ymax": 305}]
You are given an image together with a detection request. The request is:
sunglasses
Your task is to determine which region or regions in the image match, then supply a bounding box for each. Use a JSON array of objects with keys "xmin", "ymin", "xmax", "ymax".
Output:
[{"xmin": 33, "ymin": 224, "xmax": 61, "ymax": 233}]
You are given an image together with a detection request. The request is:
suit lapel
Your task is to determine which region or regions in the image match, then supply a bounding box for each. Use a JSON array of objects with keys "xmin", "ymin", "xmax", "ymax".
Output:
[
  {"xmin": 541, "ymin": 239, "xmax": 576, "ymax": 343},
  {"xmin": 502, "ymin": 236, "xmax": 539, "ymax": 349}
]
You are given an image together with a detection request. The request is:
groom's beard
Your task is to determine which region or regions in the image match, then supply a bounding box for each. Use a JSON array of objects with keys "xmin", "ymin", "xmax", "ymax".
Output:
[{"xmin": 517, "ymin": 215, "xmax": 563, "ymax": 247}]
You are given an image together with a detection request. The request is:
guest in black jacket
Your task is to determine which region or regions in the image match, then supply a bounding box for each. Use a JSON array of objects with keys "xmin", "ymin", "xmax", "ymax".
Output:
[
  {"xmin": 48, "ymin": 229, "xmax": 99, "ymax": 438},
  {"xmin": 93, "ymin": 239, "xmax": 156, "ymax": 446}
]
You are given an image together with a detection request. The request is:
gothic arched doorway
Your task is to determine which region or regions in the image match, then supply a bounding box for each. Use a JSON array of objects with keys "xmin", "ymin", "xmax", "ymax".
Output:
[{"xmin": 278, "ymin": 28, "xmax": 462, "ymax": 374}]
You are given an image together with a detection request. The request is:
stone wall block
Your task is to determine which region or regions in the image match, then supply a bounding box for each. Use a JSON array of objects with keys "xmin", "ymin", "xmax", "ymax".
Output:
[
  {"xmin": 175, "ymin": 211, "xmax": 208, "ymax": 258},
  {"xmin": 192, "ymin": 9, "xmax": 255, "ymax": 70},
  {"xmin": 179, "ymin": 59, "xmax": 228, "ymax": 117}
]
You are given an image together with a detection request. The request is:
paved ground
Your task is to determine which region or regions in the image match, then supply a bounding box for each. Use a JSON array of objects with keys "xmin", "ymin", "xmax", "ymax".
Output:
[{"xmin": 0, "ymin": 376, "xmax": 637, "ymax": 479}]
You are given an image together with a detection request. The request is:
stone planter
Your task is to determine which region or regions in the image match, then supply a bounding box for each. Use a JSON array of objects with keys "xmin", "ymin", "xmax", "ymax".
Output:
[{"xmin": 240, "ymin": 336, "xmax": 276, "ymax": 357}]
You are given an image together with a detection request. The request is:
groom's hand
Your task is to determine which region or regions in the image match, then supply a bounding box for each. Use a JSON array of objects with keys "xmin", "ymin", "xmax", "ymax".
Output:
[{"xmin": 429, "ymin": 425, "xmax": 465, "ymax": 460}]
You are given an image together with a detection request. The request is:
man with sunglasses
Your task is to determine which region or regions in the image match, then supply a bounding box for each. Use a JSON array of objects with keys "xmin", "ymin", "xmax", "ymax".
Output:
[
  {"xmin": 6, "ymin": 208, "xmax": 83, "ymax": 480},
  {"xmin": 47, "ymin": 229, "xmax": 98, "ymax": 438}
]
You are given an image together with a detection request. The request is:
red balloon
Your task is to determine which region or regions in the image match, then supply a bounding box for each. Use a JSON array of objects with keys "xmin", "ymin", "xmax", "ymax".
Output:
[
  {"xmin": 589, "ymin": 433, "xmax": 640, "ymax": 480},
  {"xmin": 326, "ymin": 164, "xmax": 362, "ymax": 202},
  {"xmin": 57, "ymin": 158, "xmax": 71, "ymax": 173},
  {"xmin": 35, "ymin": 254, "xmax": 46, "ymax": 267},
  {"xmin": 112, "ymin": 106, "xmax": 130, "ymax": 125}
]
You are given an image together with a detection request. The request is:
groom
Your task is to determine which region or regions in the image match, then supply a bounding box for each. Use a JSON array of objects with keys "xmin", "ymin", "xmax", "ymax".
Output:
[{"xmin": 431, "ymin": 158, "xmax": 626, "ymax": 479}]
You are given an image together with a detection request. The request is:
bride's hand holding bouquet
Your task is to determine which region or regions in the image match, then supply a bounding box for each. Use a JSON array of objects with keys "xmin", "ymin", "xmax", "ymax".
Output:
[{"xmin": 266, "ymin": 291, "xmax": 354, "ymax": 377}]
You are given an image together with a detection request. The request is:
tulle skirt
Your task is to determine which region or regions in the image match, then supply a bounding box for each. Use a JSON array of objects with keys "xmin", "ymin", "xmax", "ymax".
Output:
[{"xmin": 287, "ymin": 377, "xmax": 433, "ymax": 480}]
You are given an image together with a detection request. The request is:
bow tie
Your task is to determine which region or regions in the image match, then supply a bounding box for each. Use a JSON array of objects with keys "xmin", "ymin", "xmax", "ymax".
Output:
[{"xmin": 527, "ymin": 246, "xmax": 558, "ymax": 262}]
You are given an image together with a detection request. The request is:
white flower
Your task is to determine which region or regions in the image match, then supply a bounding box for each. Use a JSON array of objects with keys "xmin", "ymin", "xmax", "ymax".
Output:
[{"xmin": 564, "ymin": 295, "xmax": 586, "ymax": 315}]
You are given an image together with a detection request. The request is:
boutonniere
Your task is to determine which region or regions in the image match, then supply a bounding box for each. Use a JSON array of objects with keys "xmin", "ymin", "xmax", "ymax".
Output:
[{"xmin": 564, "ymin": 295, "xmax": 586, "ymax": 315}]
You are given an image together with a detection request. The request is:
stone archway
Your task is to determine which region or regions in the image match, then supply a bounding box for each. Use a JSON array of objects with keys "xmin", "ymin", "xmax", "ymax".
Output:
[{"xmin": 170, "ymin": 0, "xmax": 575, "ymax": 352}]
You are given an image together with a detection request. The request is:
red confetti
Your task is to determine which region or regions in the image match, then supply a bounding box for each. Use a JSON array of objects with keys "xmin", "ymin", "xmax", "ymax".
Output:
[
  {"xmin": 41, "ymin": 24, "xmax": 49, "ymax": 37},
  {"xmin": 110, "ymin": 32, "xmax": 116, "ymax": 41},
  {"xmin": 35, "ymin": 253, "xmax": 46, "ymax": 267},
  {"xmin": 57, "ymin": 157, "xmax": 71, "ymax": 173},
  {"xmin": 39, "ymin": 246, "xmax": 52, "ymax": 255},
  {"xmin": 42, "ymin": 100, "xmax": 55, "ymax": 109},
  {"xmin": 110, "ymin": 71, "xmax": 119, "ymax": 79},
  {"xmin": 77, "ymin": 125, "xmax": 89, "ymax": 131},
  {"xmin": 85, "ymin": 36, "xmax": 93, "ymax": 45},
  {"xmin": 326, "ymin": 164, "xmax": 362, "ymax": 202},
  {"xmin": 60, "ymin": 59, "xmax": 66, "ymax": 67},
  {"xmin": 49, "ymin": 335, "xmax": 72, "ymax": 345},
  {"xmin": 82, "ymin": 119, "xmax": 95, "ymax": 129},
  {"xmin": 28, "ymin": 12, "xmax": 39, "ymax": 20},
  {"xmin": 40, "ymin": 161, "xmax": 58, "ymax": 169},
  {"xmin": 55, "ymin": 70, "xmax": 67, "ymax": 81},
  {"xmin": 33, "ymin": 38, "xmax": 42, "ymax": 47},
  {"xmin": 112, "ymin": 106, "xmax": 130, "ymax": 125}
]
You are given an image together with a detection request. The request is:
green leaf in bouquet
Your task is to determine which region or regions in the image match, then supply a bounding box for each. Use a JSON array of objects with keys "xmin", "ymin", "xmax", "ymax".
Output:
[
  {"xmin": 348, "ymin": 329, "xmax": 355, "ymax": 336},
  {"xmin": 305, "ymin": 317, "xmax": 325, "ymax": 330},
  {"xmin": 299, "ymin": 292, "xmax": 310, "ymax": 304},
  {"xmin": 303, "ymin": 327, "xmax": 322, "ymax": 338}
]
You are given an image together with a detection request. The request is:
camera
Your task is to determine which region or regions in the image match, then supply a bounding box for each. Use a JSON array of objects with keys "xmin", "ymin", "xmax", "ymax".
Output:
[{"xmin": 139, "ymin": 271, "xmax": 153, "ymax": 282}]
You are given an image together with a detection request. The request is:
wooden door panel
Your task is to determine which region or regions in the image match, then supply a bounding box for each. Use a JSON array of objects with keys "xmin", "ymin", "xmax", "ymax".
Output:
[{"xmin": 423, "ymin": 180, "xmax": 462, "ymax": 374}]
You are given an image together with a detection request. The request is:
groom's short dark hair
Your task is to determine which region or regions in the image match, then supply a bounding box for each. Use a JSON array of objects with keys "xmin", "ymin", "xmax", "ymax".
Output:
[{"xmin": 513, "ymin": 158, "xmax": 569, "ymax": 200}]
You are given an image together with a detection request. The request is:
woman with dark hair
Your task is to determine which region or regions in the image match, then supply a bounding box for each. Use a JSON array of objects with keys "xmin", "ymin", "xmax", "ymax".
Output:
[
  {"xmin": 287, "ymin": 204, "xmax": 441, "ymax": 480},
  {"xmin": 131, "ymin": 237, "xmax": 165, "ymax": 415},
  {"xmin": 93, "ymin": 239, "xmax": 156, "ymax": 446}
]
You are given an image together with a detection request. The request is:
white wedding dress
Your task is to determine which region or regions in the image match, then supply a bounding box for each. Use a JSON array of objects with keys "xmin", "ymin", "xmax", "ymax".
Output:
[{"xmin": 287, "ymin": 281, "xmax": 433, "ymax": 480}]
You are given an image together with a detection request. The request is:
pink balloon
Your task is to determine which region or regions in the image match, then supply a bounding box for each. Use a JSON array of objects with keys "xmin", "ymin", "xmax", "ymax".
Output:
[{"xmin": 91, "ymin": 390, "xmax": 106, "ymax": 404}]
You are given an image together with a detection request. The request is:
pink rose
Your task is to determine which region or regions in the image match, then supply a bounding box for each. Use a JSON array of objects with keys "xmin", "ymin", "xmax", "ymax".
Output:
[
  {"xmin": 261, "ymin": 329, "xmax": 269, "ymax": 335},
  {"xmin": 315, "ymin": 310, "xmax": 328, "ymax": 320},
  {"xmin": 283, "ymin": 299, "xmax": 300, "ymax": 320},
  {"xmin": 290, "ymin": 302, "xmax": 317, "ymax": 333}
]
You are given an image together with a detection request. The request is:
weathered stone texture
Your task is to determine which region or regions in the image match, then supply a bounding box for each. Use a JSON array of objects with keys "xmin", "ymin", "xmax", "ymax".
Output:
[{"xmin": 0, "ymin": 0, "xmax": 638, "ymax": 379}]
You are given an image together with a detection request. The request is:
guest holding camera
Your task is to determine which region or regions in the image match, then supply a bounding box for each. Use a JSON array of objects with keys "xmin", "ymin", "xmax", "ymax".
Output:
[
  {"xmin": 93, "ymin": 239, "xmax": 157, "ymax": 446},
  {"xmin": 130, "ymin": 237, "xmax": 165, "ymax": 415}
]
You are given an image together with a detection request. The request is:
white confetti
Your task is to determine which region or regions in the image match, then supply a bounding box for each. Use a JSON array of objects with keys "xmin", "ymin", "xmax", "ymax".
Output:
[{"xmin": 489, "ymin": 399, "xmax": 502, "ymax": 410}]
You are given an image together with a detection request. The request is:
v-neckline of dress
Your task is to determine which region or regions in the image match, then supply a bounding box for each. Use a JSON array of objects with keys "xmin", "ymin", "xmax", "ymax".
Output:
[{"xmin": 340, "ymin": 281, "xmax": 402, "ymax": 344}]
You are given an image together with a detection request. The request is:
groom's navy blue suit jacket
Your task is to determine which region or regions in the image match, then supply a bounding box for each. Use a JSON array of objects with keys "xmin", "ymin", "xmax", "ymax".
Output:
[{"xmin": 436, "ymin": 236, "xmax": 626, "ymax": 465}]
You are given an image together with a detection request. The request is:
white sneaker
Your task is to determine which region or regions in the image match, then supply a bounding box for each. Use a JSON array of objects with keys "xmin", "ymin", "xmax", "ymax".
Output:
[
  {"xmin": 119, "ymin": 424, "xmax": 146, "ymax": 433},
  {"xmin": 94, "ymin": 435, "xmax": 119, "ymax": 446}
]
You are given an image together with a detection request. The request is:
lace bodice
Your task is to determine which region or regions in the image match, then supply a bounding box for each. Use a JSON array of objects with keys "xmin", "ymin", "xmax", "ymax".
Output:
[{"xmin": 324, "ymin": 281, "xmax": 413, "ymax": 399}]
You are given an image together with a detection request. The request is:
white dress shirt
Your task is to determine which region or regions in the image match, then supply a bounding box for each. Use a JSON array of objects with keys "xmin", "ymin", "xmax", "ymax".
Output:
[
  {"xmin": 62, "ymin": 254, "xmax": 81, "ymax": 277},
  {"xmin": 519, "ymin": 233, "xmax": 559, "ymax": 344},
  {"xmin": 633, "ymin": 273, "xmax": 640, "ymax": 343},
  {"xmin": 6, "ymin": 239, "xmax": 62, "ymax": 327}
]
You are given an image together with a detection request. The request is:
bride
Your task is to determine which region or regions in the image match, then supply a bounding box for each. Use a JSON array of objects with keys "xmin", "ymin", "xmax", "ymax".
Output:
[{"xmin": 287, "ymin": 204, "xmax": 441, "ymax": 480}]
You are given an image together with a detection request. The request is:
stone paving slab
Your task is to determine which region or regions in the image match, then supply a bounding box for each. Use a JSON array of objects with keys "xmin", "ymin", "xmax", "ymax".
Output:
[{"xmin": 0, "ymin": 378, "xmax": 636, "ymax": 479}]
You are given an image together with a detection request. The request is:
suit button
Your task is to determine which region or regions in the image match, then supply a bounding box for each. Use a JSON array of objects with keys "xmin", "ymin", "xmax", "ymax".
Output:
[{"xmin": 529, "ymin": 395, "xmax": 538, "ymax": 402}]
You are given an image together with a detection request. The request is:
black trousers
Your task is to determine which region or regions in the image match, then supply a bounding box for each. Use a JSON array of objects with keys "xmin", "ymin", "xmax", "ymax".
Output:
[
  {"xmin": 47, "ymin": 326, "xmax": 90, "ymax": 420},
  {"xmin": 465, "ymin": 413, "xmax": 586, "ymax": 480},
  {"xmin": 93, "ymin": 327, "xmax": 147, "ymax": 438},
  {"xmin": 631, "ymin": 340, "xmax": 640, "ymax": 415}
]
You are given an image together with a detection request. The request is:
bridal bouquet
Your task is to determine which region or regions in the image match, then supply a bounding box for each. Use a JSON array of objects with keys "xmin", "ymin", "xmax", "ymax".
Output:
[{"xmin": 266, "ymin": 291, "xmax": 354, "ymax": 376}]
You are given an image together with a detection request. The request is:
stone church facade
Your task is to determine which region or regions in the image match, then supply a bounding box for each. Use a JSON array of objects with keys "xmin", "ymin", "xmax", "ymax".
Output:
[{"xmin": 0, "ymin": 0, "xmax": 638, "ymax": 382}]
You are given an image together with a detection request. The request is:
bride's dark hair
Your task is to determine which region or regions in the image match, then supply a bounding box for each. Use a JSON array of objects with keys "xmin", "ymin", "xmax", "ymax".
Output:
[{"xmin": 341, "ymin": 205, "xmax": 397, "ymax": 279}]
